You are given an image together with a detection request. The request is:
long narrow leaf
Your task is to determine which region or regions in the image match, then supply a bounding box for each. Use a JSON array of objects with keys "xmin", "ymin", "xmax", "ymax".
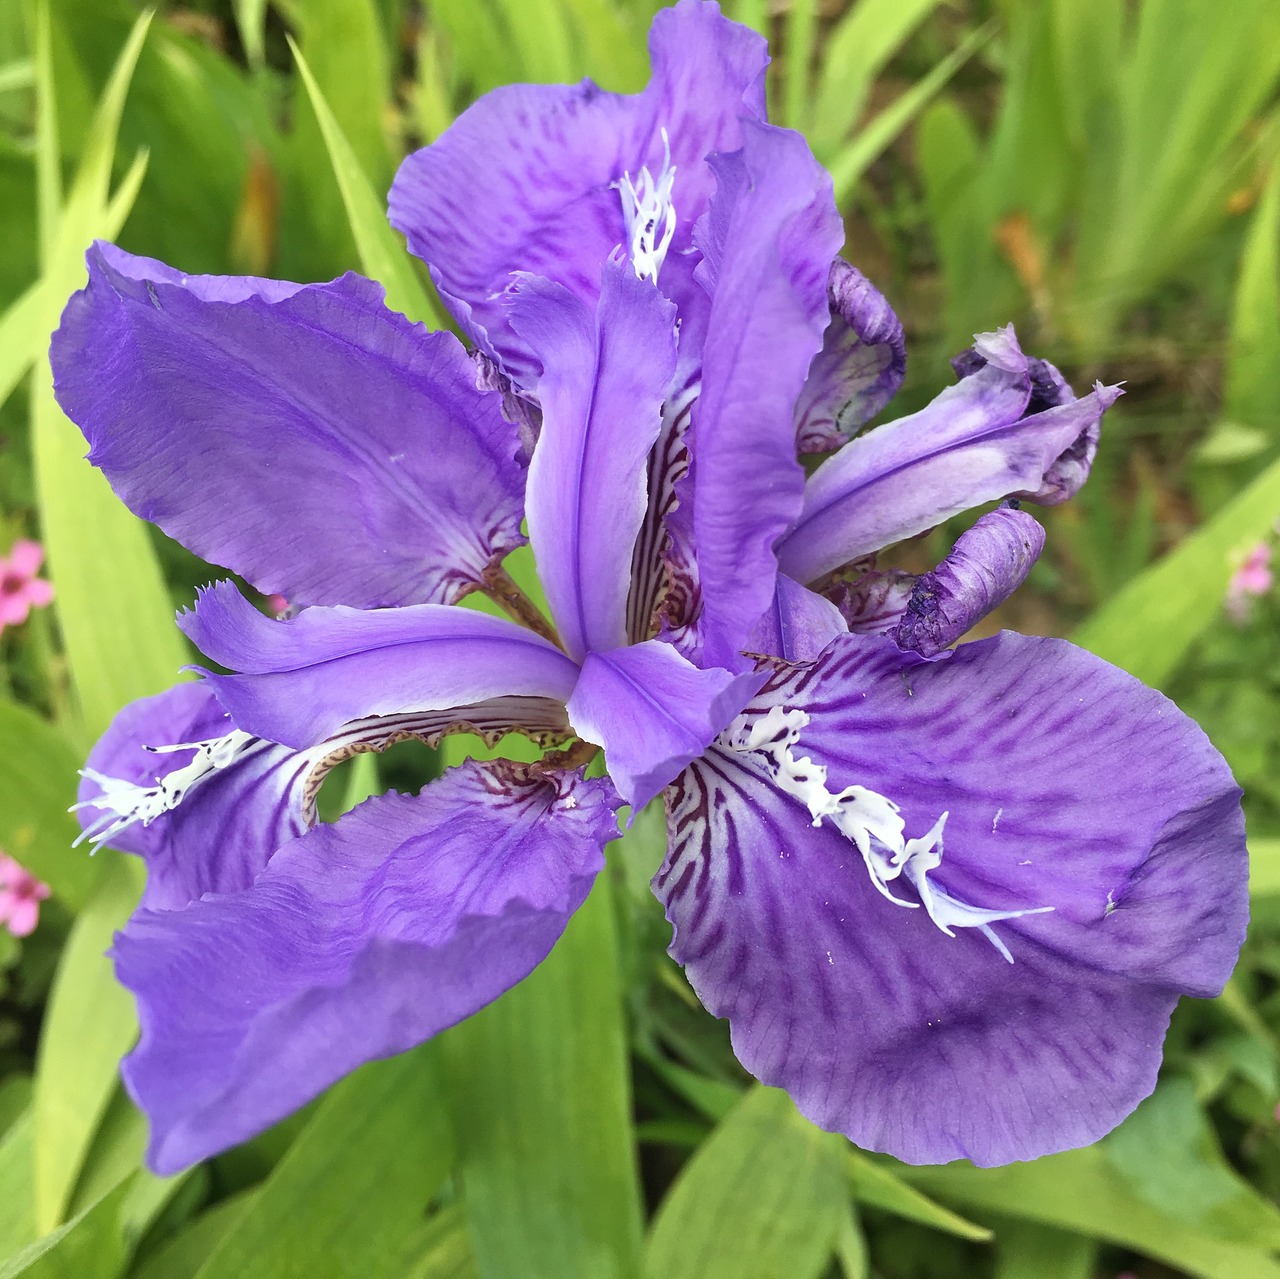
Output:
[
  {"xmin": 1071, "ymin": 450, "xmax": 1280, "ymax": 687},
  {"xmin": 291, "ymin": 41, "xmax": 446, "ymax": 327}
]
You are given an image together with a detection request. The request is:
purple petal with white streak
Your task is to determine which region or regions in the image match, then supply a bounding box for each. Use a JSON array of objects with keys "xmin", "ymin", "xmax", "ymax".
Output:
[
  {"xmin": 566, "ymin": 637, "xmax": 762, "ymax": 811},
  {"xmin": 794, "ymin": 258, "xmax": 907, "ymax": 453},
  {"xmin": 51, "ymin": 243, "xmax": 524, "ymax": 610},
  {"xmin": 388, "ymin": 0, "xmax": 767, "ymax": 379},
  {"xmin": 777, "ymin": 328, "xmax": 1121, "ymax": 583},
  {"xmin": 895, "ymin": 507, "xmax": 1045, "ymax": 658},
  {"xmin": 76, "ymin": 683, "xmax": 308, "ymax": 911},
  {"xmin": 116, "ymin": 759, "xmax": 621, "ymax": 1174},
  {"xmin": 181, "ymin": 581, "xmax": 581, "ymax": 748},
  {"xmin": 681, "ymin": 120, "xmax": 844, "ymax": 669},
  {"xmin": 512, "ymin": 260, "xmax": 677, "ymax": 660},
  {"xmin": 654, "ymin": 631, "xmax": 1246, "ymax": 1165}
]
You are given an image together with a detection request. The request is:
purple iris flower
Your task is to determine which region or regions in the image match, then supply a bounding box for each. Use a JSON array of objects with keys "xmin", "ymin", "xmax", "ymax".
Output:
[{"xmin": 51, "ymin": 0, "xmax": 1246, "ymax": 1176}]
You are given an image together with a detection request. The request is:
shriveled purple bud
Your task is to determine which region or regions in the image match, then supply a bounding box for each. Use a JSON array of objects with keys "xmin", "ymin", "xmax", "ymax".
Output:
[
  {"xmin": 895, "ymin": 506, "xmax": 1045, "ymax": 658},
  {"xmin": 793, "ymin": 257, "xmax": 906, "ymax": 453}
]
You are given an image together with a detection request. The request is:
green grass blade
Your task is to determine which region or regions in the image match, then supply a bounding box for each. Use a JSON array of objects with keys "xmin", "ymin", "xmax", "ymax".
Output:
[
  {"xmin": 779, "ymin": 0, "xmax": 817, "ymax": 132},
  {"xmin": 1225, "ymin": 146, "xmax": 1280, "ymax": 434},
  {"xmin": 643, "ymin": 1087, "xmax": 847, "ymax": 1279},
  {"xmin": 0, "ymin": 700, "xmax": 97, "ymax": 912},
  {"xmin": 195, "ymin": 1047, "xmax": 454, "ymax": 1279},
  {"xmin": 443, "ymin": 857, "xmax": 642, "ymax": 1279},
  {"xmin": 291, "ymin": 40, "xmax": 446, "ymax": 327},
  {"xmin": 828, "ymin": 23, "xmax": 991, "ymax": 206},
  {"xmin": 0, "ymin": 1109, "xmax": 36, "ymax": 1258},
  {"xmin": 848, "ymin": 1152, "xmax": 992, "ymax": 1241},
  {"xmin": 1071, "ymin": 450, "xmax": 1280, "ymax": 688},
  {"xmin": 809, "ymin": 0, "xmax": 943, "ymax": 157},
  {"xmin": 0, "ymin": 280, "xmax": 46, "ymax": 416},
  {"xmin": 31, "ymin": 859, "xmax": 138, "ymax": 1233}
]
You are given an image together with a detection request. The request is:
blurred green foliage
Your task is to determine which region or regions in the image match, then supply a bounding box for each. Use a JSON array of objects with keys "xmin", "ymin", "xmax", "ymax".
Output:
[{"xmin": 2, "ymin": 0, "xmax": 1280, "ymax": 1275}]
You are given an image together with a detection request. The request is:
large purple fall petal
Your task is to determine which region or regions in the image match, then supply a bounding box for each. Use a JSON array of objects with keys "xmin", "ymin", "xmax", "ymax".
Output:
[
  {"xmin": 75, "ymin": 683, "xmax": 308, "ymax": 911},
  {"xmin": 895, "ymin": 506, "xmax": 1045, "ymax": 658},
  {"xmin": 388, "ymin": 0, "xmax": 767, "ymax": 379},
  {"xmin": 654, "ymin": 632, "xmax": 1246, "ymax": 1166},
  {"xmin": 52, "ymin": 243, "xmax": 524, "ymax": 610},
  {"xmin": 678, "ymin": 120, "xmax": 843, "ymax": 669},
  {"xmin": 181, "ymin": 581, "xmax": 581, "ymax": 748},
  {"xmin": 566, "ymin": 637, "xmax": 761, "ymax": 811},
  {"xmin": 794, "ymin": 258, "xmax": 907, "ymax": 453},
  {"xmin": 513, "ymin": 261, "xmax": 678, "ymax": 660},
  {"xmin": 777, "ymin": 328, "xmax": 1121, "ymax": 584},
  {"xmin": 115, "ymin": 760, "xmax": 621, "ymax": 1174}
]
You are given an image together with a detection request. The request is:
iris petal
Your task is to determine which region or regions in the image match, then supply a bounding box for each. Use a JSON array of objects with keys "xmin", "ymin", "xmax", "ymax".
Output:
[
  {"xmin": 654, "ymin": 631, "xmax": 1246, "ymax": 1165},
  {"xmin": 52, "ymin": 243, "xmax": 524, "ymax": 610},
  {"xmin": 116, "ymin": 759, "xmax": 621, "ymax": 1174}
]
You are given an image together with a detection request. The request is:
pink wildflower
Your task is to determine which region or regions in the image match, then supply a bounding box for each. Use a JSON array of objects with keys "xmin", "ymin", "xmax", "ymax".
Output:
[
  {"xmin": 1226, "ymin": 542, "xmax": 1273, "ymax": 624},
  {"xmin": 264, "ymin": 593, "xmax": 290, "ymax": 617},
  {"xmin": 0, "ymin": 539, "xmax": 55, "ymax": 634},
  {"xmin": 0, "ymin": 852, "xmax": 51, "ymax": 938}
]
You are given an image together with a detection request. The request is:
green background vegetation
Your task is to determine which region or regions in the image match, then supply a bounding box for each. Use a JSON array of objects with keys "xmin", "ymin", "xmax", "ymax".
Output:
[{"xmin": 3, "ymin": 1, "xmax": 1280, "ymax": 1275}]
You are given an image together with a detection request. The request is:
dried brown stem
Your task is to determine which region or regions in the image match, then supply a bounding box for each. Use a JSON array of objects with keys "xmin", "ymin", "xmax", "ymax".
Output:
[{"xmin": 480, "ymin": 563, "xmax": 563, "ymax": 649}]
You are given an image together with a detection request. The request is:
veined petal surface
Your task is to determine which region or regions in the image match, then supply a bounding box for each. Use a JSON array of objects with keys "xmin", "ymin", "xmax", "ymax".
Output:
[
  {"xmin": 654, "ymin": 632, "xmax": 1246, "ymax": 1165},
  {"xmin": 794, "ymin": 258, "xmax": 907, "ymax": 453},
  {"xmin": 115, "ymin": 760, "xmax": 621, "ymax": 1174},
  {"xmin": 388, "ymin": 0, "xmax": 766, "ymax": 379},
  {"xmin": 513, "ymin": 261, "xmax": 677, "ymax": 660},
  {"xmin": 777, "ymin": 328, "xmax": 1120, "ymax": 584},
  {"xmin": 76, "ymin": 683, "xmax": 308, "ymax": 911},
  {"xmin": 678, "ymin": 120, "xmax": 843, "ymax": 669},
  {"xmin": 52, "ymin": 243, "xmax": 524, "ymax": 610},
  {"xmin": 181, "ymin": 581, "xmax": 581, "ymax": 748}
]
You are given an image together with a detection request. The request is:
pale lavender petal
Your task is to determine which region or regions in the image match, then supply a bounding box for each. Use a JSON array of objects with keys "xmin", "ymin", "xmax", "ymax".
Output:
[
  {"xmin": 512, "ymin": 260, "xmax": 678, "ymax": 660},
  {"xmin": 746, "ymin": 574, "xmax": 847, "ymax": 662},
  {"xmin": 679, "ymin": 120, "xmax": 844, "ymax": 669},
  {"xmin": 895, "ymin": 507, "xmax": 1045, "ymax": 658},
  {"xmin": 75, "ymin": 683, "xmax": 307, "ymax": 911},
  {"xmin": 794, "ymin": 258, "xmax": 907, "ymax": 453},
  {"xmin": 566, "ymin": 638, "xmax": 762, "ymax": 811},
  {"xmin": 181, "ymin": 581, "xmax": 581, "ymax": 748},
  {"xmin": 52, "ymin": 243, "xmax": 524, "ymax": 610},
  {"xmin": 115, "ymin": 760, "xmax": 621, "ymax": 1174},
  {"xmin": 777, "ymin": 327, "xmax": 1121, "ymax": 583},
  {"xmin": 654, "ymin": 631, "xmax": 1246, "ymax": 1166},
  {"xmin": 388, "ymin": 0, "xmax": 767, "ymax": 378}
]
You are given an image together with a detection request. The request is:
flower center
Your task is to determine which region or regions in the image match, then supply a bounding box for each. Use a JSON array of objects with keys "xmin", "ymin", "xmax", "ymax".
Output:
[
  {"xmin": 725, "ymin": 706, "xmax": 1052, "ymax": 963},
  {"xmin": 616, "ymin": 129, "xmax": 677, "ymax": 285}
]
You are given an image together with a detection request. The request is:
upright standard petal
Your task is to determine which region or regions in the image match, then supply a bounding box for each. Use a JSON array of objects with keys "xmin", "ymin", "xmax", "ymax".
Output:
[
  {"xmin": 52, "ymin": 243, "xmax": 525, "ymax": 610},
  {"xmin": 74, "ymin": 683, "xmax": 309, "ymax": 911},
  {"xmin": 793, "ymin": 258, "xmax": 907, "ymax": 454},
  {"xmin": 181, "ymin": 581, "xmax": 581, "ymax": 748},
  {"xmin": 777, "ymin": 328, "xmax": 1121, "ymax": 584},
  {"xmin": 387, "ymin": 0, "xmax": 767, "ymax": 377},
  {"xmin": 677, "ymin": 120, "xmax": 843, "ymax": 669},
  {"xmin": 654, "ymin": 632, "xmax": 1246, "ymax": 1166},
  {"xmin": 513, "ymin": 261, "xmax": 678, "ymax": 660},
  {"xmin": 565, "ymin": 637, "xmax": 762, "ymax": 811},
  {"xmin": 115, "ymin": 760, "xmax": 621, "ymax": 1174}
]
